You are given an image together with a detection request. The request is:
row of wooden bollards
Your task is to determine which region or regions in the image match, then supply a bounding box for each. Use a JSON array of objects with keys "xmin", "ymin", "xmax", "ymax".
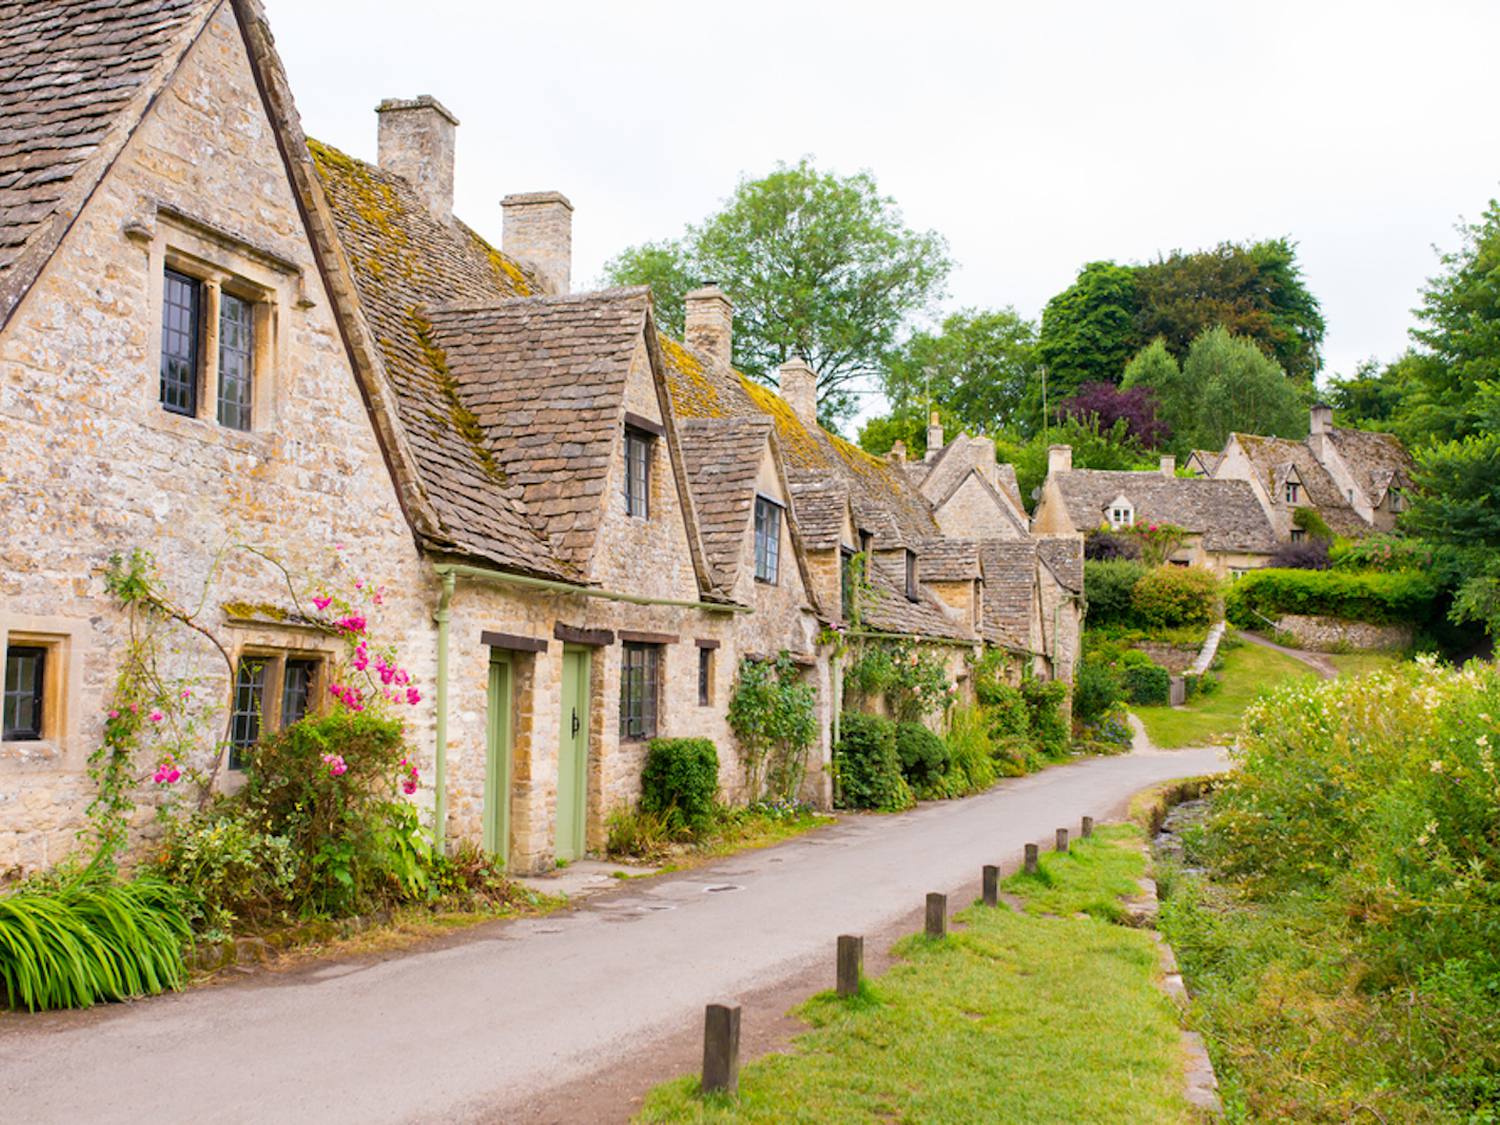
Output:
[{"xmin": 700, "ymin": 814, "xmax": 1098, "ymax": 1095}]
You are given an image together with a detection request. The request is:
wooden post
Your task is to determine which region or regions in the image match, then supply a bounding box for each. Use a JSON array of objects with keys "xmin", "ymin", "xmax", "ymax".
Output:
[
  {"xmin": 925, "ymin": 892, "xmax": 947, "ymax": 938},
  {"xmin": 982, "ymin": 865, "xmax": 999, "ymax": 907},
  {"xmin": 836, "ymin": 935, "xmax": 863, "ymax": 998},
  {"xmin": 1024, "ymin": 842, "xmax": 1039, "ymax": 875},
  {"xmin": 1056, "ymin": 827, "xmax": 1070, "ymax": 853},
  {"xmin": 701, "ymin": 1003, "xmax": 741, "ymax": 1095},
  {"xmin": 1081, "ymin": 816, "xmax": 1094, "ymax": 838}
]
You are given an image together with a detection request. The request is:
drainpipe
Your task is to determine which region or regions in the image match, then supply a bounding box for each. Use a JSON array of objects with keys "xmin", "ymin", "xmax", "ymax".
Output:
[{"xmin": 433, "ymin": 570, "xmax": 455, "ymax": 853}]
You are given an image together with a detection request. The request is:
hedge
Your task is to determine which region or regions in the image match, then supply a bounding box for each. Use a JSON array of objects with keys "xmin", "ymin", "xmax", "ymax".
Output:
[
  {"xmin": 894, "ymin": 722, "xmax": 950, "ymax": 794},
  {"xmin": 641, "ymin": 738, "xmax": 719, "ymax": 832},
  {"xmin": 1225, "ymin": 567, "xmax": 1440, "ymax": 627},
  {"xmin": 834, "ymin": 714, "xmax": 912, "ymax": 811},
  {"xmin": 1083, "ymin": 560, "xmax": 1149, "ymax": 627}
]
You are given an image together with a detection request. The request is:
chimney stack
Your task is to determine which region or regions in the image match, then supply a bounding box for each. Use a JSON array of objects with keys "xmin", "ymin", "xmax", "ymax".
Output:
[
  {"xmin": 501, "ymin": 192, "xmax": 573, "ymax": 295},
  {"xmin": 889, "ymin": 440, "xmax": 907, "ymax": 464},
  {"xmin": 1310, "ymin": 402, "xmax": 1333, "ymax": 435},
  {"xmin": 925, "ymin": 411, "xmax": 944, "ymax": 461},
  {"xmin": 684, "ymin": 285, "xmax": 733, "ymax": 369},
  {"xmin": 1159, "ymin": 454, "xmax": 1176, "ymax": 477},
  {"xmin": 778, "ymin": 358, "xmax": 818, "ymax": 424},
  {"xmin": 1047, "ymin": 444, "xmax": 1072, "ymax": 476},
  {"xmin": 376, "ymin": 96, "xmax": 458, "ymax": 224}
]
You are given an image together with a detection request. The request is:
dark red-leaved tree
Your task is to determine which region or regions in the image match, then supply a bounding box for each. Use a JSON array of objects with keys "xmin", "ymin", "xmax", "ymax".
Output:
[{"xmin": 1059, "ymin": 382, "xmax": 1170, "ymax": 448}]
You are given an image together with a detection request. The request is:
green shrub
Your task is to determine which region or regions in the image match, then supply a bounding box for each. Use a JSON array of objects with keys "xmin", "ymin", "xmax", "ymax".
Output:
[
  {"xmin": 1072, "ymin": 656, "xmax": 1123, "ymax": 726},
  {"xmin": 1330, "ymin": 534, "xmax": 1436, "ymax": 573},
  {"xmin": 894, "ymin": 722, "xmax": 951, "ymax": 797},
  {"xmin": 640, "ymin": 738, "xmax": 719, "ymax": 834},
  {"xmin": 0, "ymin": 873, "xmax": 192, "ymax": 1011},
  {"xmin": 1292, "ymin": 505, "xmax": 1334, "ymax": 541},
  {"xmin": 1225, "ymin": 567, "xmax": 1439, "ymax": 627},
  {"xmin": 1122, "ymin": 659, "xmax": 1171, "ymax": 705},
  {"xmin": 834, "ymin": 713, "xmax": 913, "ymax": 811},
  {"xmin": 1083, "ymin": 560, "xmax": 1149, "ymax": 628},
  {"xmin": 1020, "ymin": 679, "xmax": 1070, "ymax": 759},
  {"xmin": 944, "ymin": 707, "xmax": 997, "ymax": 794},
  {"xmin": 975, "ymin": 678, "xmax": 1035, "ymax": 774},
  {"xmin": 729, "ymin": 654, "xmax": 818, "ymax": 801},
  {"xmin": 155, "ymin": 810, "xmax": 298, "ymax": 936},
  {"xmin": 1130, "ymin": 565, "xmax": 1218, "ymax": 628},
  {"xmin": 604, "ymin": 806, "xmax": 676, "ymax": 861}
]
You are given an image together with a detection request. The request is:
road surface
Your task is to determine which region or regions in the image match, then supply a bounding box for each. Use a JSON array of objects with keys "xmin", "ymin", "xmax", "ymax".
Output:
[{"xmin": 0, "ymin": 744, "xmax": 1228, "ymax": 1123}]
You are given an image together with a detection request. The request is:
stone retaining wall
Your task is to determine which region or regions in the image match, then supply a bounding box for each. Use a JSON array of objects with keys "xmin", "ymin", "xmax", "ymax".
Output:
[{"xmin": 1274, "ymin": 614, "xmax": 1412, "ymax": 652}]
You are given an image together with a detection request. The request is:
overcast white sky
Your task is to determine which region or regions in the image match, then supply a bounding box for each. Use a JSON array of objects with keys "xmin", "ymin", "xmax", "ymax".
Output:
[{"xmin": 264, "ymin": 0, "xmax": 1499, "ymax": 419}]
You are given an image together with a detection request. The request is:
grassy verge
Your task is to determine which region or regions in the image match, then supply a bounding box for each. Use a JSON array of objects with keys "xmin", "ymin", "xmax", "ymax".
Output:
[
  {"xmin": 1133, "ymin": 642, "xmax": 1314, "ymax": 748},
  {"xmin": 609, "ymin": 804, "xmax": 832, "ymax": 875},
  {"xmin": 1323, "ymin": 649, "xmax": 1402, "ymax": 678},
  {"xmin": 638, "ymin": 825, "xmax": 1192, "ymax": 1124}
]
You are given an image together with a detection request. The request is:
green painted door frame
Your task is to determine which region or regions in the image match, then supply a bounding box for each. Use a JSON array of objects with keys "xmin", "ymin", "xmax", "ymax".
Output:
[
  {"xmin": 484, "ymin": 653, "xmax": 512, "ymax": 863},
  {"xmin": 556, "ymin": 646, "xmax": 591, "ymax": 861}
]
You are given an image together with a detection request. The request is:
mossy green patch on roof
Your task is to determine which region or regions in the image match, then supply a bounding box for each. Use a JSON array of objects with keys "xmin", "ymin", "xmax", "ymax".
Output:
[
  {"xmin": 410, "ymin": 308, "xmax": 505, "ymax": 484},
  {"xmin": 659, "ymin": 335, "xmax": 727, "ymax": 419},
  {"xmin": 740, "ymin": 377, "xmax": 827, "ymax": 469}
]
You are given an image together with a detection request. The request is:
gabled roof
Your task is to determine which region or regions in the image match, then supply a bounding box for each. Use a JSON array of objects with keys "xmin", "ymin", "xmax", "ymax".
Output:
[
  {"xmin": 678, "ymin": 416, "xmax": 774, "ymax": 588},
  {"xmin": 787, "ymin": 479, "xmax": 852, "ymax": 551},
  {"xmin": 0, "ymin": 0, "xmax": 215, "ymax": 328},
  {"xmin": 979, "ymin": 541, "xmax": 1037, "ymax": 650},
  {"xmin": 915, "ymin": 538, "xmax": 980, "ymax": 582},
  {"xmin": 1036, "ymin": 537, "xmax": 1084, "ymax": 594},
  {"xmin": 1186, "ymin": 450, "xmax": 1221, "ymax": 476},
  {"xmin": 1229, "ymin": 432, "xmax": 1368, "ymax": 537},
  {"xmin": 863, "ymin": 552, "xmax": 973, "ymax": 641},
  {"xmin": 425, "ymin": 289, "xmax": 657, "ymax": 572},
  {"xmin": 1050, "ymin": 469, "xmax": 1278, "ymax": 554},
  {"xmin": 1326, "ymin": 427, "xmax": 1414, "ymax": 506}
]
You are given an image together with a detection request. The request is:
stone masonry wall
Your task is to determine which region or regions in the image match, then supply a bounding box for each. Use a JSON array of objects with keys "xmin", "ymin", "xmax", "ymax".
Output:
[{"xmin": 1274, "ymin": 614, "xmax": 1413, "ymax": 653}]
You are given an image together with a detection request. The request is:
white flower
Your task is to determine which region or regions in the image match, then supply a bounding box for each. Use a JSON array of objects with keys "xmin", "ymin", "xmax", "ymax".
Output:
[{"xmin": 1430, "ymin": 758, "xmax": 1445, "ymax": 774}]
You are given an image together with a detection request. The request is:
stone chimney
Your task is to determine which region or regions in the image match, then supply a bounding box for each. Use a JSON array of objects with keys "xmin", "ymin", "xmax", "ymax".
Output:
[
  {"xmin": 925, "ymin": 411, "xmax": 944, "ymax": 462},
  {"xmin": 1159, "ymin": 454, "xmax": 1176, "ymax": 477},
  {"xmin": 889, "ymin": 439, "xmax": 907, "ymax": 464},
  {"xmin": 779, "ymin": 358, "xmax": 818, "ymax": 423},
  {"xmin": 684, "ymin": 285, "xmax": 733, "ymax": 369},
  {"xmin": 1310, "ymin": 402, "xmax": 1333, "ymax": 435},
  {"xmin": 376, "ymin": 96, "xmax": 458, "ymax": 224},
  {"xmin": 501, "ymin": 192, "xmax": 573, "ymax": 295},
  {"xmin": 1047, "ymin": 444, "xmax": 1072, "ymax": 476}
]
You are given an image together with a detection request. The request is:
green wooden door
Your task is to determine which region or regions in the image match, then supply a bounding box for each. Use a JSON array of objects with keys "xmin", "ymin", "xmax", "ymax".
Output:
[
  {"xmin": 484, "ymin": 654, "xmax": 511, "ymax": 862},
  {"xmin": 556, "ymin": 647, "xmax": 590, "ymax": 861}
]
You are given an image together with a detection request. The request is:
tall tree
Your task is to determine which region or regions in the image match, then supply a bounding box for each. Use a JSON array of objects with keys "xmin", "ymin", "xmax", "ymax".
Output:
[
  {"xmin": 880, "ymin": 307, "xmax": 1036, "ymax": 436},
  {"xmin": 1058, "ymin": 382, "xmax": 1169, "ymax": 448},
  {"xmin": 1033, "ymin": 261, "xmax": 1139, "ymax": 405},
  {"xmin": 1182, "ymin": 326, "xmax": 1308, "ymax": 450},
  {"xmin": 603, "ymin": 159, "xmax": 951, "ymax": 426}
]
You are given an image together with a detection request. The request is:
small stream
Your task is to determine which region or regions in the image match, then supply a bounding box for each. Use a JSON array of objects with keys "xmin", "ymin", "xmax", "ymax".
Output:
[{"xmin": 1152, "ymin": 796, "xmax": 1210, "ymax": 874}]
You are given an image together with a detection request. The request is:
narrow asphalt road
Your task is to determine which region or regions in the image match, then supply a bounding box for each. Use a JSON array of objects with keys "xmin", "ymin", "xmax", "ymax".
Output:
[{"xmin": 0, "ymin": 746, "xmax": 1227, "ymax": 1124}]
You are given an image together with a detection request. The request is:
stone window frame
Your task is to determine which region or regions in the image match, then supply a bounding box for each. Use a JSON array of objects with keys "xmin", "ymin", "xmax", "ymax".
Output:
[
  {"xmin": 222, "ymin": 633, "xmax": 337, "ymax": 775},
  {"xmin": 141, "ymin": 208, "xmax": 302, "ymax": 448},
  {"xmin": 618, "ymin": 641, "xmax": 661, "ymax": 741},
  {"xmin": 0, "ymin": 614, "xmax": 87, "ymax": 769},
  {"xmin": 904, "ymin": 549, "xmax": 919, "ymax": 602},
  {"xmin": 753, "ymin": 494, "xmax": 783, "ymax": 585},
  {"xmin": 695, "ymin": 641, "xmax": 717, "ymax": 708},
  {"xmin": 623, "ymin": 427, "xmax": 654, "ymax": 520}
]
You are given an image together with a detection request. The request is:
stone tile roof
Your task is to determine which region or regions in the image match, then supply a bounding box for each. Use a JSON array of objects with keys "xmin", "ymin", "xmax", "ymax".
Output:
[
  {"xmin": 1230, "ymin": 433, "xmax": 1368, "ymax": 537},
  {"xmin": 424, "ymin": 290, "xmax": 655, "ymax": 571},
  {"xmin": 1187, "ymin": 450, "xmax": 1222, "ymax": 476},
  {"xmin": 1052, "ymin": 470, "xmax": 1278, "ymax": 554},
  {"xmin": 915, "ymin": 538, "xmax": 980, "ymax": 582},
  {"xmin": 1327, "ymin": 427, "xmax": 1413, "ymax": 506},
  {"xmin": 0, "ymin": 0, "xmax": 212, "ymax": 326},
  {"xmin": 995, "ymin": 462, "xmax": 1027, "ymax": 516},
  {"xmin": 863, "ymin": 552, "xmax": 972, "ymax": 641},
  {"xmin": 786, "ymin": 479, "xmax": 849, "ymax": 551},
  {"xmin": 678, "ymin": 416, "xmax": 773, "ymax": 588},
  {"xmin": 1036, "ymin": 537, "xmax": 1084, "ymax": 594},
  {"xmin": 980, "ymin": 540, "xmax": 1037, "ymax": 649},
  {"xmin": 309, "ymin": 140, "xmax": 575, "ymax": 577}
]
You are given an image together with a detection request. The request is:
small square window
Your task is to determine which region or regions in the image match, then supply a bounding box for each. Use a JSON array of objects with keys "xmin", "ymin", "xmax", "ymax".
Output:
[
  {"xmin": 160, "ymin": 269, "xmax": 200, "ymax": 416},
  {"xmin": 1290, "ymin": 528, "xmax": 1306, "ymax": 543},
  {"xmin": 625, "ymin": 429, "xmax": 652, "ymax": 518},
  {"xmin": 1285, "ymin": 482, "xmax": 1300, "ymax": 505},
  {"xmin": 619, "ymin": 642, "xmax": 660, "ymax": 739},
  {"xmin": 754, "ymin": 496, "xmax": 782, "ymax": 584},
  {"xmin": 1110, "ymin": 506, "xmax": 1133, "ymax": 529},
  {"xmin": 698, "ymin": 647, "xmax": 713, "ymax": 707},
  {"xmin": 217, "ymin": 291, "xmax": 255, "ymax": 431},
  {"xmin": 2, "ymin": 645, "xmax": 46, "ymax": 741},
  {"xmin": 229, "ymin": 652, "xmax": 323, "ymax": 769}
]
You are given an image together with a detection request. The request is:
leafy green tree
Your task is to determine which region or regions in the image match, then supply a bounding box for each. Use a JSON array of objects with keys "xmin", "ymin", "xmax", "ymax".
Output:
[
  {"xmin": 1033, "ymin": 261, "xmax": 1139, "ymax": 406},
  {"xmin": 603, "ymin": 159, "xmax": 951, "ymax": 426},
  {"xmin": 1119, "ymin": 338, "xmax": 1190, "ymax": 445},
  {"xmin": 1182, "ymin": 326, "xmax": 1308, "ymax": 450},
  {"xmin": 881, "ymin": 307, "xmax": 1037, "ymax": 435},
  {"xmin": 856, "ymin": 411, "xmax": 928, "ymax": 458},
  {"xmin": 1325, "ymin": 355, "xmax": 1420, "ymax": 430}
]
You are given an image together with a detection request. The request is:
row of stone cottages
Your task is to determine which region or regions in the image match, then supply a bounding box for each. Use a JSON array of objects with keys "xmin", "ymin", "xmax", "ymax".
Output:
[{"xmin": 0, "ymin": 0, "xmax": 1081, "ymax": 874}]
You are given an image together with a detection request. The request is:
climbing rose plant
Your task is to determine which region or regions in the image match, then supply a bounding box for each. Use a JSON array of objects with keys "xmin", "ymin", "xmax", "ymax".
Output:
[{"xmin": 727, "ymin": 653, "xmax": 818, "ymax": 802}]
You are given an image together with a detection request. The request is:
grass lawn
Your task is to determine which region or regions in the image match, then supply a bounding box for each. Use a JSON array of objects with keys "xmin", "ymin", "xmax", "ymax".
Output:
[
  {"xmin": 1133, "ymin": 643, "xmax": 1316, "ymax": 749},
  {"xmin": 1324, "ymin": 650, "xmax": 1403, "ymax": 678},
  {"xmin": 637, "ymin": 825, "xmax": 1192, "ymax": 1124}
]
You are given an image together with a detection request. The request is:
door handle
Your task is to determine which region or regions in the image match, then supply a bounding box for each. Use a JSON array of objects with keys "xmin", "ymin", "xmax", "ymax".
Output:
[{"xmin": 571, "ymin": 709, "xmax": 580, "ymax": 738}]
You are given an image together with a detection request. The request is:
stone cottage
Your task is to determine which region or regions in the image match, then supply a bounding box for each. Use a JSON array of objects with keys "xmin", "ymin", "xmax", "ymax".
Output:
[
  {"xmin": 1031, "ymin": 446, "xmax": 1278, "ymax": 578},
  {"xmin": 0, "ymin": 0, "xmax": 1078, "ymax": 876}
]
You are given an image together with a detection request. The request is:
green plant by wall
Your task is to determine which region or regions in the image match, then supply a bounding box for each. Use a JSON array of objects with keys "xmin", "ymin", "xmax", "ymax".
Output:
[
  {"xmin": 1121, "ymin": 658, "xmax": 1171, "ymax": 705},
  {"xmin": 1020, "ymin": 679, "xmax": 1070, "ymax": 759},
  {"xmin": 1072, "ymin": 656, "xmax": 1124, "ymax": 725},
  {"xmin": 1130, "ymin": 565, "xmax": 1219, "ymax": 628},
  {"xmin": 893, "ymin": 722, "xmax": 951, "ymax": 797},
  {"xmin": 1291, "ymin": 505, "xmax": 1334, "ymax": 541},
  {"xmin": 944, "ymin": 706, "xmax": 998, "ymax": 794},
  {"xmin": 640, "ymin": 738, "xmax": 719, "ymax": 834},
  {"xmin": 833, "ymin": 713, "xmax": 913, "ymax": 811},
  {"xmin": 1083, "ymin": 560, "xmax": 1149, "ymax": 629},
  {"xmin": 728, "ymin": 653, "xmax": 818, "ymax": 802},
  {"xmin": 842, "ymin": 639, "xmax": 953, "ymax": 722}
]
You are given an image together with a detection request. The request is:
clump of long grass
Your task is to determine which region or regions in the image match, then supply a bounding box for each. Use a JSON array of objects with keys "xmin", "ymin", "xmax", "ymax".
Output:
[{"xmin": 0, "ymin": 873, "xmax": 192, "ymax": 1011}]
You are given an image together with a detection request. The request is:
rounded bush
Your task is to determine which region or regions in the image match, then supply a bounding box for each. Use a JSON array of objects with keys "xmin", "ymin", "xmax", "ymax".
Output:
[
  {"xmin": 1131, "ymin": 565, "xmax": 1219, "ymax": 628},
  {"xmin": 1073, "ymin": 656, "xmax": 1123, "ymax": 725},
  {"xmin": 834, "ymin": 713, "xmax": 912, "ymax": 811},
  {"xmin": 1084, "ymin": 560, "xmax": 1149, "ymax": 627},
  {"xmin": 1123, "ymin": 660, "xmax": 1171, "ymax": 705},
  {"xmin": 894, "ymin": 722, "xmax": 951, "ymax": 794},
  {"xmin": 640, "ymin": 738, "xmax": 720, "ymax": 833}
]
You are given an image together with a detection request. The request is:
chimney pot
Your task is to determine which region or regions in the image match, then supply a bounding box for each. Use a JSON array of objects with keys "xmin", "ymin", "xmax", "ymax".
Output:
[
  {"xmin": 778, "ymin": 359, "xmax": 818, "ymax": 424},
  {"xmin": 1310, "ymin": 402, "xmax": 1333, "ymax": 436},
  {"xmin": 925, "ymin": 411, "xmax": 944, "ymax": 462},
  {"xmin": 1047, "ymin": 444, "xmax": 1072, "ymax": 475},
  {"xmin": 376, "ymin": 95, "xmax": 458, "ymax": 224},
  {"xmin": 1159, "ymin": 454, "xmax": 1176, "ymax": 477},
  {"xmin": 684, "ymin": 285, "xmax": 733, "ymax": 369},
  {"xmin": 501, "ymin": 191, "xmax": 573, "ymax": 296}
]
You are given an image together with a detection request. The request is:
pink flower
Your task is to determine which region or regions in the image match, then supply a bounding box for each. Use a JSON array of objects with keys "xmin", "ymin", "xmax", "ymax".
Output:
[
  {"xmin": 334, "ymin": 614, "xmax": 367, "ymax": 635},
  {"xmin": 312, "ymin": 595, "xmax": 333, "ymax": 612},
  {"xmin": 328, "ymin": 681, "xmax": 344, "ymax": 698},
  {"xmin": 372, "ymin": 588, "xmax": 385, "ymax": 606},
  {"xmin": 107, "ymin": 709, "xmax": 120, "ymax": 720},
  {"xmin": 129, "ymin": 702, "xmax": 139, "ymax": 715},
  {"xmin": 148, "ymin": 709, "xmax": 164, "ymax": 723},
  {"xmin": 321, "ymin": 753, "xmax": 348, "ymax": 778},
  {"xmin": 354, "ymin": 579, "xmax": 364, "ymax": 590},
  {"xmin": 405, "ymin": 687, "xmax": 421, "ymax": 706},
  {"xmin": 401, "ymin": 778, "xmax": 418, "ymax": 795},
  {"xmin": 180, "ymin": 688, "xmax": 192, "ymax": 700},
  {"xmin": 167, "ymin": 767, "xmax": 180, "ymax": 784},
  {"xmin": 353, "ymin": 642, "xmax": 369, "ymax": 672}
]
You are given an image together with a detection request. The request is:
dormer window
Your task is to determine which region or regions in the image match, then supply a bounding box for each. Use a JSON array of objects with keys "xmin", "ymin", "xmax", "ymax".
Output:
[
  {"xmin": 754, "ymin": 495, "xmax": 782, "ymax": 583},
  {"xmin": 905, "ymin": 549, "xmax": 918, "ymax": 601},
  {"xmin": 1107, "ymin": 498, "xmax": 1134, "ymax": 529},
  {"xmin": 1285, "ymin": 481, "xmax": 1301, "ymax": 505},
  {"xmin": 1388, "ymin": 489, "xmax": 1405, "ymax": 513},
  {"xmin": 624, "ymin": 428, "xmax": 652, "ymax": 518}
]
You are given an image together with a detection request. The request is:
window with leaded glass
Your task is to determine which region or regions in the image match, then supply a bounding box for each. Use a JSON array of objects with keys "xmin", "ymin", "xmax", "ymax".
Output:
[
  {"xmin": 217, "ymin": 291, "xmax": 254, "ymax": 431},
  {"xmin": 841, "ymin": 547, "xmax": 858, "ymax": 619},
  {"xmin": 697, "ymin": 646, "xmax": 713, "ymax": 707},
  {"xmin": 160, "ymin": 269, "xmax": 200, "ymax": 415},
  {"xmin": 2, "ymin": 646, "xmax": 46, "ymax": 741},
  {"xmin": 905, "ymin": 549, "xmax": 919, "ymax": 601},
  {"xmin": 754, "ymin": 496, "xmax": 781, "ymax": 584},
  {"xmin": 624, "ymin": 429, "xmax": 651, "ymax": 518},
  {"xmin": 281, "ymin": 658, "xmax": 318, "ymax": 728},
  {"xmin": 619, "ymin": 642, "xmax": 660, "ymax": 739},
  {"xmin": 229, "ymin": 657, "xmax": 267, "ymax": 770}
]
